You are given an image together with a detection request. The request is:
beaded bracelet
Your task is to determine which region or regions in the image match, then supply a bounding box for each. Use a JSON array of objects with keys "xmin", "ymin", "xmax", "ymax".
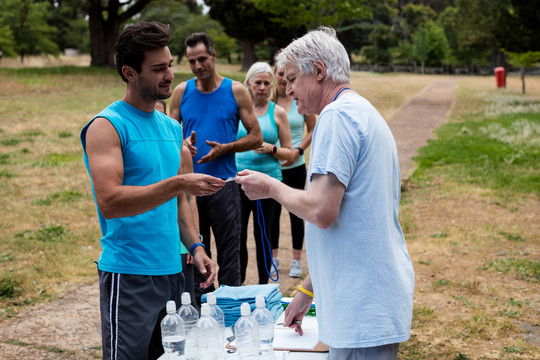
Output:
[{"xmin": 298, "ymin": 285, "xmax": 314, "ymax": 298}]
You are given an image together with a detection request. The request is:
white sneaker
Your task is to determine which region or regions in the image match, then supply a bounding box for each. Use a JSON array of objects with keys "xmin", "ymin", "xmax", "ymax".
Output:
[
  {"xmin": 270, "ymin": 257, "xmax": 280, "ymax": 276},
  {"xmin": 289, "ymin": 259, "xmax": 302, "ymax": 278}
]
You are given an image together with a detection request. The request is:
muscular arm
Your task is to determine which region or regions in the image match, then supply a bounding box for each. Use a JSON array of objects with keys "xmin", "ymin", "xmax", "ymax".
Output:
[
  {"xmin": 85, "ymin": 117, "xmax": 224, "ymax": 219},
  {"xmin": 181, "ymin": 145, "xmax": 199, "ymax": 232},
  {"xmin": 169, "ymin": 82, "xmax": 185, "ymax": 123},
  {"xmin": 236, "ymin": 170, "xmax": 345, "ymax": 229}
]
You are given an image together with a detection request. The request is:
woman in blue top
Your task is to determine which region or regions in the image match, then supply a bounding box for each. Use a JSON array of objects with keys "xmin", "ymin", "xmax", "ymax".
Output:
[
  {"xmin": 270, "ymin": 65, "xmax": 317, "ymax": 278},
  {"xmin": 237, "ymin": 62, "xmax": 293, "ymax": 284}
]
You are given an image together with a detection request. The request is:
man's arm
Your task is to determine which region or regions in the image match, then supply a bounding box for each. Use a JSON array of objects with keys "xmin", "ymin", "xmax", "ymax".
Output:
[
  {"xmin": 177, "ymin": 190, "xmax": 215, "ymax": 288},
  {"xmin": 197, "ymin": 82, "xmax": 263, "ymax": 164},
  {"xmin": 169, "ymin": 82, "xmax": 185, "ymax": 123},
  {"xmin": 85, "ymin": 117, "xmax": 225, "ymax": 219},
  {"xmin": 236, "ymin": 169, "xmax": 345, "ymax": 229}
]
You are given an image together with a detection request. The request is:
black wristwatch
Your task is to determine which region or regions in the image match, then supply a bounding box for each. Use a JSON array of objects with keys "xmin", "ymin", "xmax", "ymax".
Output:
[
  {"xmin": 272, "ymin": 145, "xmax": 277, "ymax": 154},
  {"xmin": 296, "ymin": 147, "xmax": 304, "ymax": 156}
]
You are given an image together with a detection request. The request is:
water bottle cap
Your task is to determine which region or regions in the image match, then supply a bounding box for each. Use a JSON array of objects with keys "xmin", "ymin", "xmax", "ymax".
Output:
[
  {"xmin": 255, "ymin": 294, "xmax": 266, "ymax": 308},
  {"xmin": 207, "ymin": 292, "xmax": 217, "ymax": 305},
  {"xmin": 166, "ymin": 300, "xmax": 176, "ymax": 313},
  {"xmin": 240, "ymin": 302, "xmax": 251, "ymax": 316},
  {"xmin": 181, "ymin": 292, "xmax": 191, "ymax": 305},
  {"xmin": 201, "ymin": 303, "xmax": 210, "ymax": 316}
]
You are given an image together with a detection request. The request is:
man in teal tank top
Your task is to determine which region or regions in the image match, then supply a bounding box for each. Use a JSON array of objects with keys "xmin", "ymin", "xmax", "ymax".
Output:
[
  {"xmin": 170, "ymin": 32, "xmax": 262, "ymax": 302},
  {"xmin": 80, "ymin": 22, "xmax": 225, "ymax": 360}
]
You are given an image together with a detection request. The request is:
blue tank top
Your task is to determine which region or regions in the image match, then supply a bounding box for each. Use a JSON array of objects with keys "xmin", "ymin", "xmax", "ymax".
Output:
[
  {"xmin": 236, "ymin": 102, "xmax": 282, "ymax": 180},
  {"xmin": 180, "ymin": 78, "xmax": 239, "ymax": 178},
  {"xmin": 80, "ymin": 100, "xmax": 183, "ymax": 275}
]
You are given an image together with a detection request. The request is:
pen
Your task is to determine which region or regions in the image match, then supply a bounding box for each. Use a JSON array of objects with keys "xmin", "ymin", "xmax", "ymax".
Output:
[{"xmin": 276, "ymin": 320, "xmax": 302, "ymax": 325}]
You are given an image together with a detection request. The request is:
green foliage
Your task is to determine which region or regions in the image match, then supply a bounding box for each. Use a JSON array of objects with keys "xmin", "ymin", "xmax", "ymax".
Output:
[
  {"xmin": 411, "ymin": 21, "xmax": 449, "ymax": 69},
  {"xmin": 0, "ymin": 0, "xmax": 59, "ymax": 61},
  {"xmin": 32, "ymin": 191, "xmax": 83, "ymax": 206},
  {"xmin": 15, "ymin": 224, "xmax": 70, "ymax": 244},
  {"xmin": 480, "ymin": 258, "xmax": 539, "ymax": 281},
  {"xmin": 0, "ymin": 274, "xmax": 20, "ymax": 299},
  {"xmin": 504, "ymin": 51, "xmax": 540, "ymax": 70},
  {"xmin": 413, "ymin": 106, "xmax": 540, "ymax": 197},
  {"xmin": 0, "ymin": 24, "xmax": 16, "ymax": 57},
  {"xmin": 252, "ymin": 0, "xmax": 372, "ymax": 29}
]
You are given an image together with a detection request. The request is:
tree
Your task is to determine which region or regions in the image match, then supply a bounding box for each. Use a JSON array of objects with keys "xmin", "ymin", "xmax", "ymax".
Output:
[
  {"xmin": 42, "ymin": 0, "xmax": 89, "ymax": 53},
  {"xmin": 0, "ymin": 0, "xmax": 59, "ymax": 63},
  {"xmin": 504, "ymin": 50, "xmax": 540, "ymax": 94},
  {"xmin": 204, "ymin": 0, "xmax": 281, "ymax": 70},
  {"xmin": 412, "ymin": 21, "xmax": 449, "ymax": 73},
  {"xmin": 252, "ymin": 0, "xmax": 371, "ymax": 29},
  {"xmin": 88, "ymin": 0, "xmax": 153, "ymax": 67}
]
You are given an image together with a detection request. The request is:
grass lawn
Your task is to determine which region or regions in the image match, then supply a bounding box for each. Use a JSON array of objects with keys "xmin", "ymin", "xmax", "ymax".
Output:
[{"xmin": 0, "ymin": 61, "xmax": 538, "ymax": 359}]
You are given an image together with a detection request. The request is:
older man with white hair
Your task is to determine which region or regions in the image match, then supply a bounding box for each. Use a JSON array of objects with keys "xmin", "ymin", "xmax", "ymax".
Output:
[{"xmin": 235, "ymin": 27, "xmax": 415, "ymax": 360}]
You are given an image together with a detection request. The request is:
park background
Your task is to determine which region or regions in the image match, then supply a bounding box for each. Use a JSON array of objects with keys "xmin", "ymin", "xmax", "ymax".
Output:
[{"xmin": 0, "ymin": 0, "xmax": 539, "ymax": 359}]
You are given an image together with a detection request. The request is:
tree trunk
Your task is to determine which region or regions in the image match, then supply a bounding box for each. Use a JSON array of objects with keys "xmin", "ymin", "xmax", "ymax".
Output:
[
  {"xmin": 88, "ymin": 0, "xmax": 152, "ymax": 68},
  {"xmin": 88, "ymin": 0, "xmax": 120, "ymax": 68},
  {"xmin": 241, "ymin": 41, "xmax": 256, "ymax": 71}
]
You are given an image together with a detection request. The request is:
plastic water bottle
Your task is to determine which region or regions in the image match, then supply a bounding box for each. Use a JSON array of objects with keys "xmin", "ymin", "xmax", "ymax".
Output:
[
  {"xmin": 234, "ymin": 302, "xmax": 260, "ymax": 359},
  {"xmin": 206, "ymin": 292, "xmax": 225, "ymax": 357},
  {"xmin": 177, "ymin": 292, "xmax": 199, "ymax": 360},
  {"xmin": 196, "ymin": 303, "xmax": 222, "ymax": 360},
  {"xmin": 161, "ymin": 300, "xmax": 185, "ymax": 360},
  {"xmin": 252, "ymin": 295, "xmax": 274, "ymax": 359}
]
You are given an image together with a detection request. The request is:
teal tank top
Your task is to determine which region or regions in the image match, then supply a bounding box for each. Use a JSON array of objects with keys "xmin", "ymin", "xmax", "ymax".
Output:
[
  {"xmin": 281, "ymin": 100, "xmax": 306, "ymax": 170},
  {"xmin": 236, "ymin": 101, "xmax": 282, "ymax": 180},
  {"xmin": 81, "ymin": 101, "xmax": 184, "ymax": 275}
]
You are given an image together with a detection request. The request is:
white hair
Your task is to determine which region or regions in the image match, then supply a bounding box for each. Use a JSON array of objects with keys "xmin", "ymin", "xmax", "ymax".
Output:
[
  {"xmin": 275, "ymin": 27, "xmax": 350, "ymax": 83},
  {"xmin": 244, "ymin": 62, "xmax": 274, "ymax": 100}
]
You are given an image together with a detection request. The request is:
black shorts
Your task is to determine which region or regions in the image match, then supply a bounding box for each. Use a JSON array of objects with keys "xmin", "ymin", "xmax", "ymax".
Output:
[{"xmin": 98, "ymin": 270, "xmax": 186, "ymax": 360}]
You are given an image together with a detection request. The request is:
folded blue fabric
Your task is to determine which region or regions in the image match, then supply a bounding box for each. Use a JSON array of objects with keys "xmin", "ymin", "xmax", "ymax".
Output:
[{"xmin": 202, "ymin": 284, "xmax": 284, "ymax": 327}]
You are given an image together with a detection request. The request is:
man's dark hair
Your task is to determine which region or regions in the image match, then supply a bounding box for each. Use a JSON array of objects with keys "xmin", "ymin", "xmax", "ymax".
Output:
[
  {"xmin": 115, "ymin": 21, "xmax": 171, "ymax": 82},
  {"xmin": 184, "ymin": 32, "xmax": 215, "ymax": 55}
]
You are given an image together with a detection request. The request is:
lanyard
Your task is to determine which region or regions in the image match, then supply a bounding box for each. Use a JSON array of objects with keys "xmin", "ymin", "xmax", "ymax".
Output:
[{"xmin": 332, "ymin": 87, "xmax": 351, "ymax": 102}]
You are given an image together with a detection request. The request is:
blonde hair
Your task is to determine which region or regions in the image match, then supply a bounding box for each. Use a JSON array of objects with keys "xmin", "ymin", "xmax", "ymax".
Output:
[{"xmin": 244, "ymin": 62, "xmax": 274, "ymax": 101}]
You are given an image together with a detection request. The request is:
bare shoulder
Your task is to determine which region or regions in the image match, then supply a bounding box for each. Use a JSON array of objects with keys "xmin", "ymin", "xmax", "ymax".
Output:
[
  {"xmin": 231, "ymin": 80, "xmax": 249, "ymax": 98},
  {"xmin": 171, "ymin": 81, "xmax": 188, "ymax": 99},
  {"xmin": 273, "ymin": 103, "xmax": 287, "ymax": 118}
]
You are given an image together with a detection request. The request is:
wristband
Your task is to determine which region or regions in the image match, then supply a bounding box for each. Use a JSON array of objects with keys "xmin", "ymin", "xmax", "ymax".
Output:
[
  {"xmin": 296, "ymin": 147, "xmax": 304, "ymax": 156},
  {"xmin": 272, "ymin": 145, "xmax": 277, "ymax": 154},
  {"xmin": 298, "ymin": 285, "xmax": 314, "ymax": 298},
  {"xmin": 189, "ymin": 239, "xmax": 205, "ymax": 256}
]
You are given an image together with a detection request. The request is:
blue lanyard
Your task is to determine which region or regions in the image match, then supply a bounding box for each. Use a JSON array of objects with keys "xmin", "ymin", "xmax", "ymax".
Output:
[{"xmin": 332, "ymin": 87, "xmax": 351, "ymax": 102}]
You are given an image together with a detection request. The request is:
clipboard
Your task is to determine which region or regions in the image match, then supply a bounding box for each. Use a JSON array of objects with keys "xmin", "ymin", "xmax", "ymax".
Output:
[{"xmin": 225, "ymin": 341, "xmax": 329, "ymax": 353}]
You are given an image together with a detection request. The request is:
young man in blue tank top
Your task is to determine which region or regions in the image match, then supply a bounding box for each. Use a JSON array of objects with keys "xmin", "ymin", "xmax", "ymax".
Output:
[
  {"xmin": 169, "ymin": 32, "xmax": 262, "ymax": 302},
  {"xmin": 81, "ymin": 22, "xmax": 224, "ymax": 360}
]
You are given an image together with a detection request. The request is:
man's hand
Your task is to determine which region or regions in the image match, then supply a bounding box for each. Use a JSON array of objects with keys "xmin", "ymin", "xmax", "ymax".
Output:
[
  {"xmin": 191, "ymin": 247, "xmax": 216, "ymax": 288},
  {"xmin": 198, "ymin": 140, "xmax": 226, "ymax": 164},
  {"xmin": 181, "ymin": 173, "xmax": 225, "ymax": 196},
  {"xmin": 283, "ymin": 291, "xmax": 313, "ymax": 336},
  {"xmin": 184, "ymin": 131, "xmax": 197, "ymax": 157},
  {"xmin": 235, "ymin": 169, "xmax": 275, "ymax": 200}
]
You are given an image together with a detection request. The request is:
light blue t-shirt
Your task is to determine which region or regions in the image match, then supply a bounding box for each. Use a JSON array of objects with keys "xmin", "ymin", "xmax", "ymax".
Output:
[
  {"xmin": 306, "ymin": 92, "xmax": 415, "ymax": 348},
  {"xmin": 81, "ymin": 100, "xmax": 184, "ymax": 275}
]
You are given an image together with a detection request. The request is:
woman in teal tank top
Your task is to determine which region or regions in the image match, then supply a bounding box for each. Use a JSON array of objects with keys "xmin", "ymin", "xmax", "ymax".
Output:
[{"xmin": 237, "ymin": 62, "xmax": 293, "ymax": 284}]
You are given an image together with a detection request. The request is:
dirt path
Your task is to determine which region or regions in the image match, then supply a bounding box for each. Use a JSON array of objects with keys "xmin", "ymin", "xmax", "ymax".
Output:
[{"xmin": 0, "ymin": 80, "xmax": 457, "ymax": 359}]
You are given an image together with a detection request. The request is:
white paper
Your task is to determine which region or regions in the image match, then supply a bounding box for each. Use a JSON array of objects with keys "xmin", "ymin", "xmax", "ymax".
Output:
[{"xmin": 273, "ymin": 328, "xmax": 320, "ymax": 350}]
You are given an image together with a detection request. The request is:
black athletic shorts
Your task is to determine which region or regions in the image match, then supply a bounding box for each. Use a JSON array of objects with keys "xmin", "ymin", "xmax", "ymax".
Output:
[{"xmin": 98, "ymin": 269, "xmax": 186, "ymax": 360}]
